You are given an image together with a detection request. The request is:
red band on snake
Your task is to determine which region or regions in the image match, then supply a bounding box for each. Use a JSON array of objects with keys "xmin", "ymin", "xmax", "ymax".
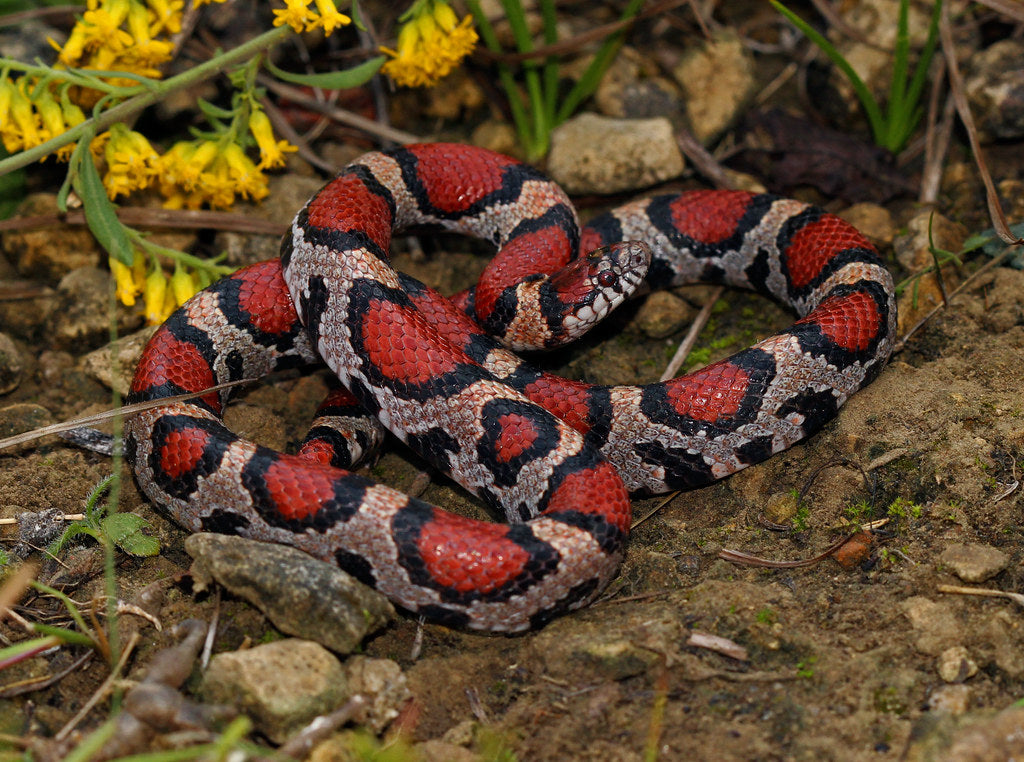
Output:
[{"xmin": 126, "ymin": 143, "xmax": 896, "ymax": 632}]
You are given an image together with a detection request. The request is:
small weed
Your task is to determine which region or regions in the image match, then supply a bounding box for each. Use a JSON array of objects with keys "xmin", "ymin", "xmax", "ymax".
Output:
[
  {"xmin": 873, "ymin": 685, "xmax": 908, "ymax": 715},
  {"xmin": 791, "ymin": 489, "xmax": 811, "ymax": 532},
  {"xmin": 467, "ymin": 0, "xmax": 644, "ymax": 160},
  {"xmin": 844, "ymin": 498, "xmax": 873, "ymax": 525},
  {"xmin": 755, "ymin": 608, "xmax": 776, "ymax": 625},
  {"xmin": 886, "ymin": 497, "xmax": 922, "ymax": 523},
  {"xmin": 49, "ymin": 475, "xmax": 159, "ymax": 559},
  {"xmin": 771, "ymin": 0, "xmax": 942, "ymax": 153},
  {"xmin": 796, "ymin": 655, "xmax": 817, "ymax": 679}
]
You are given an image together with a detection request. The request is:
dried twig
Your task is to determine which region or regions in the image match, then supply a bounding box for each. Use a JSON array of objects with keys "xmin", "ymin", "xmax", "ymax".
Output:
[
  {"xmin": 0, "ymin": 207, "xmax": 286, "ymax": 236},
  {"xmin": 938, "ymin": 584, "xmax": 1024, "ymax": 609},
  {"xmin": 687, "ymin": 630, "xmax": 749, "ymax": 661},
  {"xmin": 259, "ymin": 77, "xmax": 423, "ymax": 146},
  {"xmin": 940, "ymin": 2, "xmax": 1023, "ymax": 246},
  {"xmin": 0, "ymin": 378, "xmax": 252, "ymax": 452},
  {"xmin": 718, "ymin": 532, "xmax": 860, "ymax": 568},
  {"xmin": 660, "ymin": 286, "xmax": 726, "ymax": 381}
]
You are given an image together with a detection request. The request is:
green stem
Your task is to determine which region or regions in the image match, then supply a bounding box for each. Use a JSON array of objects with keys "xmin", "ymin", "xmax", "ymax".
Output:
[
  {"xmin": 539, "ymin": 0, "xmax": 559, "ymax": 131},
  {"xmin": 467, "ymin": 0, "xmax": 534, "ymax": 153},
  {"xmin": 770, "ymin": 0, "xmax": 886, "ymax": 146},
  {"xmin": 0, "ymin": 24, "xmax": 292, "ymax": 177},
  {"xmin": 500, "ymin": 0, "xmax": 549, "ymax": 159},
  {"xmin": 555, "ymin": 0, "xmax": 645, "ymax": 125}
]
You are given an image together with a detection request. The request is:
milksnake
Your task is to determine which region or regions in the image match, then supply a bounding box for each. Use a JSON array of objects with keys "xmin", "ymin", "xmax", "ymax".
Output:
[{"xmin": 125, "ymin": 143, "xmax": 896, "ymax": 632}]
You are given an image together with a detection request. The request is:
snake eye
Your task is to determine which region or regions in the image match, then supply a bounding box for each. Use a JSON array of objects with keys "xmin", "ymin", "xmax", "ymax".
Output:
[{"xmin": 597, "ymin": 270, "xmax": 618, "ymax": 288}]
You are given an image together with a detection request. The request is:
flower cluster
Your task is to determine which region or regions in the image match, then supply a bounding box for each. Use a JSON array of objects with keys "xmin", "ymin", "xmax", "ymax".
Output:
[
  {"xmin": 158, "ymin": 137, "xmax": 270, "ymax": 210},
  {"xmin": 381, "ymin": 0, "xmax": 478, "ymax": 88},
  {"xmin": 52, "ymin": 0, "xmax": 223, "ymax": 95},
  {"xmin": 110, "ymin": 254, "xmax": 211, "ymax": 324},
  {"xmin": 0, "ymin": 78, "xmax": 86, "ymax": 157}
]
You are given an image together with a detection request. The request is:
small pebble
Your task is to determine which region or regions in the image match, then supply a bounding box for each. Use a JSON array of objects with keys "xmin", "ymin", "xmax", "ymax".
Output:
[
  {"xmin": 202, "ymin": 639, "xmax": 350, "ymax": 744},
  {"xmin": 0, "ymin": 333, "xmax": 24, "ymax": 395},
  {"xmin": 937, "ymin": 646, "xmax": 978, "ymax": 683},
  {"xmin": 927, "ymin": 684, "xmax": 971, "ymax": 715},
  {"xmin": 939, "ymin": 542, "xmax": 1010, "ymax": 583}
]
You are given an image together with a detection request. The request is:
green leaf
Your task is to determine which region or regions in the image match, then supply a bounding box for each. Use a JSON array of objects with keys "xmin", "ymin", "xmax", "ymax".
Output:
[
  {"xmin": 0, "ymin": 635, "xmax": 63, "ymax": 668},
  {"xmin": 196, "ymin": 97, "xmax": 237, "ymax": 121},
  {"xmin": 264, "ymin": 55, "xmax": 386, "ymax": 90},
  {"xmin": 71, "ymin": 148, "xmax": 135, "ymax": 266},
  {"xmin": 101, "ymin": 513, "xmax": 160, "ymax": 557}
]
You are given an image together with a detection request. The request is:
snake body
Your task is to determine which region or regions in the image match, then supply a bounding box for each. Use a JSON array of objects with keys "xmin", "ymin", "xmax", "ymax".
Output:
[{"xmin": 126, "ymin": 143, "xmax": 896, "ymax": 632}]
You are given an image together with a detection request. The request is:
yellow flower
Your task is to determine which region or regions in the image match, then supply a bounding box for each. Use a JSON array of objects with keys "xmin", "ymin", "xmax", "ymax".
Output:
[
  {"xmin": 159, "ymin": 139, "xmax": 215, "ymax": 193},
  {"xmin": 60, "ymin": 93, "xmax": 87, "ymax": 131},
  {"xmin": 310, "ymin": 0, "xmax": 351, "ymax": 34},
  {"xmin": 102, "ymin": 123, "xmax": 159, "ymax": 199},
  {"xmin": 219, "ymin": 142, "xmax": 269, "ymax": 202},
  {"xmin": 147, "ymin": 0, "xmax": 184, "ymax": 35},
  {"xmin": 381, "ymin": 0, "xmax": 477, "ymax": 88},
  {"xmin": 271, "ymin": 0, "xmax": 350, "ymax": 34},
  {"xmin": 33, "ymin": 89, "xmax": 75, "ymax": 160},
  {"xmin": 110, "ymin": 254, "xmax": 141, "ymax": 305},
  {"xmin": 170, "ymin": 263, "xmax": 199, "ymax": 307},
  {"xmin": 273, "ymin": 0, "xmax": 313, "ymax": 32},
  {"xmin": 143, "ymin": 267, "xmax": 170, "ymax": 324},
  {"xmin": 6, "ymin": 81, "xmax": 44, "ymax": 153},
  {"xmin": 248, "ymin": 108, "xmax": 296, "ymax": 169},
  {"xmin": 0, "ymin": 79, "xmax": 18, "ymax": 153},
  {"xmin": 127, "ymin": 0, "xmax": 151, "ymax": 43},
  {"xmin": 80, "ymin": 0, "xmax": 135, "ymax": 54}
]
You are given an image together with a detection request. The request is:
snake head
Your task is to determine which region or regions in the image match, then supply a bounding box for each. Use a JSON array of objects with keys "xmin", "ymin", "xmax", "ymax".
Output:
[{"xmin": 546, "ymin": 241, "xmax": 652, "ymax": 347}]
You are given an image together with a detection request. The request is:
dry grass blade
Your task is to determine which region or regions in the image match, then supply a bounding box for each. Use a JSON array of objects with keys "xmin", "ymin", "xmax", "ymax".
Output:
[
  {"xmin": 941, "ymin": 2, "xmax": 1023, "ymax": 246},
  {"xmin": 937, "ymin": 584, "xmax": 1024, "ymax": 609},
  {"xmin": 974, "ymin": 0, "xmax": 1024, "ymax": 23},
  {"xmin": 54, "ymin": 630, "xmax": 140, "ymax": 742},
  {"xmin": 718, "ymin": 532, "xmax": 859, "ymax": 568},
  {"xmin": 259, "ymin": 77, "xmax": 423, "ymax": 145},
  {"xmin": 660, "ymin": 286, "xmax": 726, "ymax": 382},
  {"xmin": 0, "ymin": 378, "xmax": 252, "ymax": 452},
  {"xmin": 687, "ymin": 630, "xmax": 749, "ymax": 661},
  {"xmin": 0, "ymin": 563, "xmax": 40, "ymax": 620}
]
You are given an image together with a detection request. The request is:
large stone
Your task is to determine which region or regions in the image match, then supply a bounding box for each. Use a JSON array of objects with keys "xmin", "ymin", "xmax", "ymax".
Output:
[
  {"xmin": 186, "ymin": 533, "xmax": 394, "ymax": 655},
  {"xmin": 547, "ymin": 113, "xmax": 684, "ymax": 195}
]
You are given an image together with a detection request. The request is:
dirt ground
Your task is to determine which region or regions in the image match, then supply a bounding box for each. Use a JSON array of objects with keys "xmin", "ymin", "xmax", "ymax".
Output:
[{"xmin": 2, "ymin": 2, "xmax": 1024, "ymax": 761}]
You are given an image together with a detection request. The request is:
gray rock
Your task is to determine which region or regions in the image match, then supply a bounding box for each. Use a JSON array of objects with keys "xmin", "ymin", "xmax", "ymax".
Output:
[
  {"xmin": 80, "ymin": 326, "xmax": 157, "ymax": 395},
  {"xmin": 186, "ymin": 533, "xmax": 393, "ymax": 655},
  {"xmin": 0, "ymin": 403, "xmax": 54, "ymax": 455},
  {"xmin": 946, "ymin": 706, "xmax": 1024, "ymax": 761},
  {"xmin": 547, "ymin": 113, "xmax": 684, "ymax": 195},
  {"xmin": 937, "ymin": 646, "xmax": 978, "ymax": 684},
  {"xmin": 966, "ymin": 40, "xmax": 1024, "ymax": 142},
  {"xmin": 0, "ymin": 333, "xmax": 24, "ymax": 396},
  {"xmin": 343, "ymin": 656, "xmax": 411, "ymax": 733},
  {"xmin": 893, "ymin": 211, "xmax": 967, "ymax": 271},
  {"xmin": 902, "ymin": 597, "xmax": 962, "ymax": 656},
  {"xmin": 939, "ymin": 543, "xmax": 1010, "ymax": 583},
  {"xmin": 671, "ymin": 31, "xmax": 755, "ymax": 144},
  {"xmin": 201, "ymin": 638, "xmax": 349, "ymax": 744},
  {"xmin": 633, "ymin": 291, "xmax": 695, "ymax": 339},
  {"xmin": 53, "ymin": 267, "xmax": 140, "ymax": 352}
]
